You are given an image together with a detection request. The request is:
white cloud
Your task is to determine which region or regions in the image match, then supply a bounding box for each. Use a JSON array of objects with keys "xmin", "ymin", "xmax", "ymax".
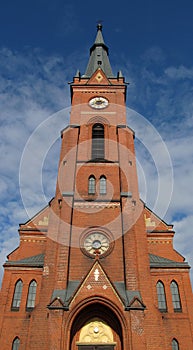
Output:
[
  {"xmin": 145, "ymin": 128, "xmax": 192, "ymax": 223},
  {"xmin": 173, "ymin": 215, "xmax": 193, "ymax": 283},
  {"xmin": 0, "ymin": 47, "xmax": 73, "ymax": 283},
  {"xmin": 0, "ymin": 235, "xmax": 19, "ymax": 283},
  {"xmin": 141, "ymin": 46, "xmax": 166, "ymax": 65},
  {"xmin": 122, "ymin": 55, "xmax": 193, "ymax": 285},
  {"xmin": 165, "ymin": 65, "xmax": 193, "ymax": 80}
]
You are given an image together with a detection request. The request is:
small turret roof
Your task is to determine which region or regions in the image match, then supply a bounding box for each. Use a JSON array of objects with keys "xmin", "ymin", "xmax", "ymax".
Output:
[{"xmin": 83, "ymin": 24, "xmax": 114, "ymax": 78}]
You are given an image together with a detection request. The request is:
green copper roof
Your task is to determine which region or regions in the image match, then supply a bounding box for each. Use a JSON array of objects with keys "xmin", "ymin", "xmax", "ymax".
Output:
[
  {"xmin": 4, "ymin": 252, "xmax": 189, "ymax": 270},
  {"xmin": 149, "ymin": 254, "xmax": 189, "ymax": 268},
  {"xmin": 48, "ymin": 281, "xmax": 145, "ymax": 310},
  {"xmin": 4, "ymin": 253, "xmax": 44, "ymax": 267},
  {"xmin": 114, "ymin": 282, "xmax": 145, "ymax": 309},
  {"xmin": 83, "ymin": 24, "xmax": 114, "ymax": 78}
]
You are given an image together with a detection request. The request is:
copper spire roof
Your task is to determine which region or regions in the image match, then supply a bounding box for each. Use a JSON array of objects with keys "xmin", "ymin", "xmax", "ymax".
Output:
[{"xmin": 83, "ymin": 24, "xmax": 114, "ymax": 78}]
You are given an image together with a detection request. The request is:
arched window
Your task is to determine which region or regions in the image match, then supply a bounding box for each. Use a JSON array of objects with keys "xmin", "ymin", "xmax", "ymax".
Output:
[
  {"xmin": 12, "ymin": 280, "xmax": 23, "ymax": 310},
  {"xmin": 26, "ymin": 280, "xmax": 37, "ymax": 309},
  {"xmin": 156, "ymin": 281, "xmax": 167, "ymax": 312},
  {"xmin": 172, "ymin": 338, "xmax": 179, "ymax": 350},
  {"xmin": 92, "ymin": 123, "xmax": 104, "ymax": 159},
  {"xmin": 100, "ymin": 176, "xmax": 107, "ymax": 194},
  {"xmin": 170, "ymin": 280, "xmax": 182, "ymax": 312},
  {"xmin": 88, "ymin": 175, "xmax": 96, "ymax": 195},
  {"xmin": 12, "ymin": 337, "xmax": 20, "ymax": 350}
]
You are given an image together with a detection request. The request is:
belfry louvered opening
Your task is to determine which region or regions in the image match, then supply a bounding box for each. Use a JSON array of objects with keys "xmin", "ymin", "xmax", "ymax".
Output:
[{"xmin": 92, "ymin": 123, "xmax": 104, "ymax": 159}]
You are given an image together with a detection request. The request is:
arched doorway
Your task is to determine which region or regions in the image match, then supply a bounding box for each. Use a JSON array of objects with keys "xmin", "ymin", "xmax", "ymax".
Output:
[{"xmin": 69, "ymin": 302, "xmax": 123, "ymax": 350}]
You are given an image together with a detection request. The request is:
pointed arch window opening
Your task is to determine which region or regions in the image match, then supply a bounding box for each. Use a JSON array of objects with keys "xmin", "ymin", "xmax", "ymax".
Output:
[
  {"xmin": 170, "ymin": 281, "xmax": 182, "ymax": 312},
  {"xmin": 26, "ymin": 280, "xmax": 37, "ymax": 310},
  {"xmin": 92, "ymin": 123, "xmax": 104, "ymax": 160},
  {"xmin": 88, "ymin": 176, "xmax": 96, "ymax": 195},
  {"xmin": 12, "ymin": 337, "xmax": 20, "ymax": 350},
  {"xmin": 156, "ymin": 281, "xmax": 167, "ymax": 312},
  {"xmin": 12, "ymin": 280, "xmax": 23, "ymax": 310},
  {"xmin": 172, "ymin": 338, "xmax": 179, "ymax": 350},
  {"xmin": 100, "ymin": 176, "xmax": 107, "ymax": 195}
]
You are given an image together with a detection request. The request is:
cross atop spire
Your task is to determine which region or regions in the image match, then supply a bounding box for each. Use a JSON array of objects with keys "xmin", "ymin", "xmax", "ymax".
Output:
[
  {"xmin": 83, "ymin": 24, "xmax": 114, "ymax": 78},
  {"xmin": 97, "ymin": 22, "xmax": 102, "ymax": 31}
]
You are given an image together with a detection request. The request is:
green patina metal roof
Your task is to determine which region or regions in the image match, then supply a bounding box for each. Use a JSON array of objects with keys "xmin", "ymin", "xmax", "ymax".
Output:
[
  {"xmin": 4, "ymin": 253, "xmax": 44, "ymax": 267},
  {"xmin": 48, "ymin": 281, "xmax": 145, "ymax": 310},
  {"xmin": 114, "ymin": 282, "xmax": 145, "ymax": 309},
  {"xmin": 4, "ymin": 252, "xmax": 189, "ymax": 270},
  {"xmin": 149, "ymin": 254, "xmax": 189, "ymax": 268},
  {"xmin": 50, "ymin": 281, "xmax": 80, "ymax": 303},
  {"xmin": 83, "ymin": 24, "xmax": 114, "ymax": 78}
]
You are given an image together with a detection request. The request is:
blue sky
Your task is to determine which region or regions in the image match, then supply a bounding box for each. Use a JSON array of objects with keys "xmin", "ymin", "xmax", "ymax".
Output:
[{"xmin": 0, "ymin": 0, "xmax": 193, "ymax": 284}]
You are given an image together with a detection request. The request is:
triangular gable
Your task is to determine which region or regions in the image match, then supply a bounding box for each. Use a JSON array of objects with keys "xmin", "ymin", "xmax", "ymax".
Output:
[
  {"xmin": 70, "ymin": 260, "xmax": 123, "ymax": 307},
  {"xmin": 144, "ymin": 205, "xmax": 173, "ymax": 231},
  {"xmin": 48, "ymin": 297, "xmax": 67, "ymax": 309},
  {"xmin": 47, "ymin": 268, "xmax": 146, "ymax": 311},
  {"xmin": 19, "ymin": 205, "xmax": 50, "ymax": 230},
  {"xmin": 127, "ymin": 297, "xmax": 146, "ymax": 310},
  {"xmin": 86, "ymin": 68, "xmax": 111, "ymax": 85}
]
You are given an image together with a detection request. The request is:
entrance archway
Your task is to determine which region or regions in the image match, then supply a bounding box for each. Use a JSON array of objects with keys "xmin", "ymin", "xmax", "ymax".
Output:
[{"xmin": 69, "ymin": 302, "xmax": 123, "ymax": 350}]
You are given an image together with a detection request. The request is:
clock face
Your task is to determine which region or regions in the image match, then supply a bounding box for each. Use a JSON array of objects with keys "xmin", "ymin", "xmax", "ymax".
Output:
[
  {"xmin": 83, "ymin": 232, "xmax": 110, "ymax": 256},
  {"xmin": 89, "ymin": 97, "xmax": 108, "ymax": 109}
]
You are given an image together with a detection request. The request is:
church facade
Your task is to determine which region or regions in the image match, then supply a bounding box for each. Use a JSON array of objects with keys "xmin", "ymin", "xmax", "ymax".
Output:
[{"xmin": 0, "ymin": 25, "xmax": 193, "ymax": 350}]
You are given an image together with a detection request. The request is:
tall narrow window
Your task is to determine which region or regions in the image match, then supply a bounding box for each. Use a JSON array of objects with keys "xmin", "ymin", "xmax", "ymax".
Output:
[
  {"xmin": 172, "ymin": 338, "xmax": 179, "ymax": 350},
  {"xmin": 100, "ymin": 176, "xmax": 106, "ymax": 194},
  {"xmin": 156, "ymin": 281, "xmax": 167, "ymax": 312},
  {"xmin": 12, "ymin": 280, "xmax": 23, "ymax": 310},
  {"xmin": 26, "ymin": 280, "xmax": 37, "ymax": 309},
  {"xmin": 88, "ymin": 175, "xmax": 96, "ymax": 195},
  {"xmin": 92, "ymin": 123, "xmax": 104, "ymax": 159},
  {"xmin": 12, "ymin": 337, "xmax": 20, "ymax": 350},
  {"xmin": 170, "ymin": 281, "xmax": 182, "ymax": 312}
]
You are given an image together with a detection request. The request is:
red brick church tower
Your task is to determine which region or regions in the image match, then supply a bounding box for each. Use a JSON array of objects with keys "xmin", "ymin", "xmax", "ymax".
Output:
[{"xmin": 0, "ymin": 25, "xmax": 193, "ymax": 350}]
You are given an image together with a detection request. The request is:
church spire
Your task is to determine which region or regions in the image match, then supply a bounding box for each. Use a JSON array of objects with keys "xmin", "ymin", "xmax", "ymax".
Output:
[
  {"xmin": 83, "ymin": 24, "xmax": 114, "ymax": 78},
  {"xmin": 94, "ymin": 23, "xmax": 106, "ymax": 46}
]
